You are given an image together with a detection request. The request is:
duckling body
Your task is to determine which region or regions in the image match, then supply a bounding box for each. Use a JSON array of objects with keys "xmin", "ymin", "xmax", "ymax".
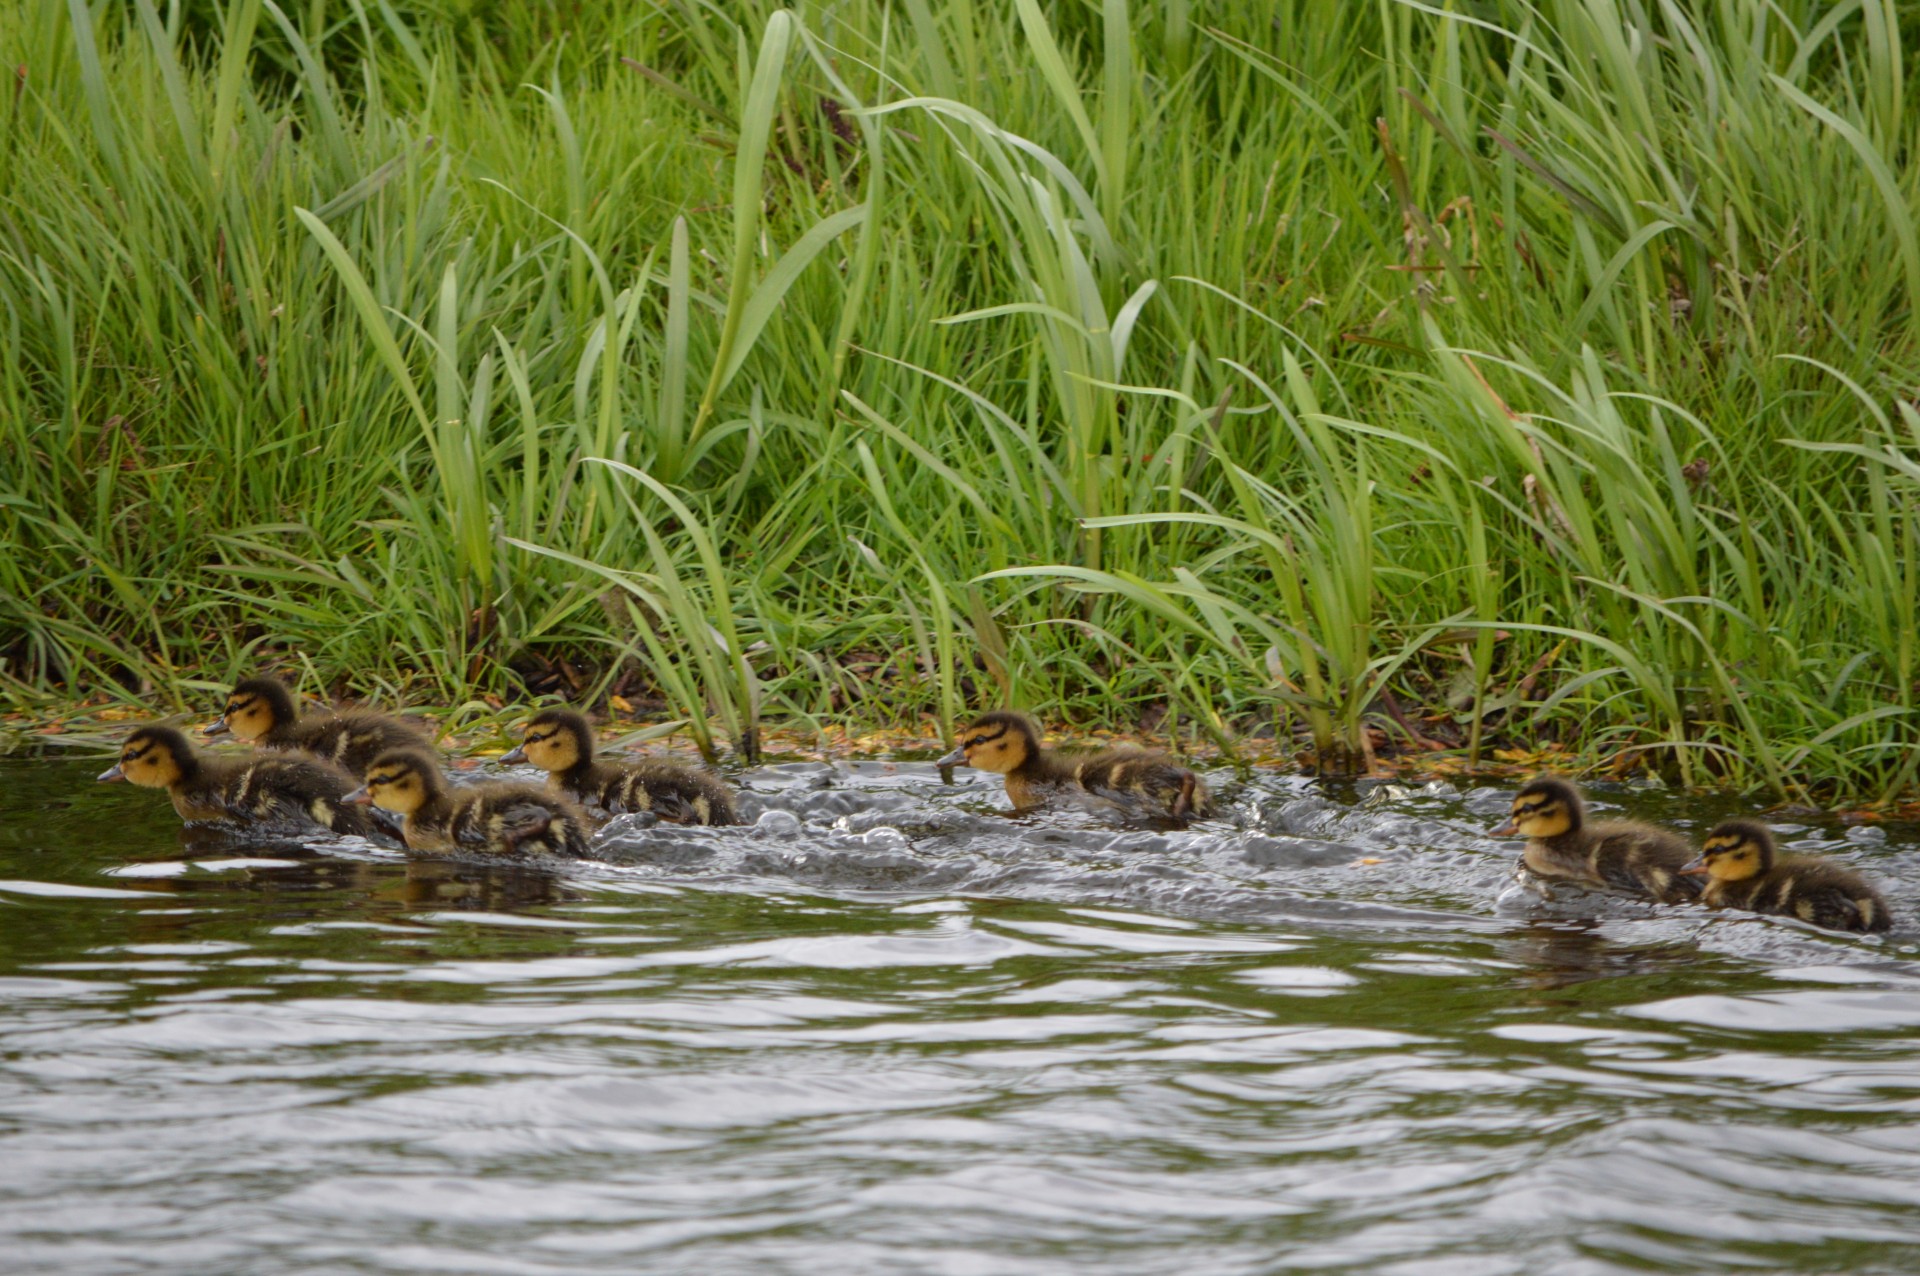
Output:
[
  {"xmin": 937, "ymin": 711, "xmax": 1211, "ymax": 822},
  {"xmin": 349, "ymin": 748, "xmax": 592, "ymax": 858},
  {"xmin": 98, "ymin": 725, "xmax": 372, "ymax": 836},
  {"xmin": 1684, "ymin": 821, "xmax": 1890, "ymax": 933},
  {"xmin": 207, "ymin": 675, "xmax": 431, "ymax": 775},
  {"xmin": 501, "ymin": 708, "xmax": 738, "ymax": 826},
  {"xmin": 1493, "ymin": 776, "xmax": 1699, "ymax": 905}
]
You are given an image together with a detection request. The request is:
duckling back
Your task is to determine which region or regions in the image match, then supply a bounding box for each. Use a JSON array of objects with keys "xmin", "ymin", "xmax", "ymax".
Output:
[
  {"xmin": 1710, "ymin": 857, "xmax": 1891, "ymax": 933},
  {"xmin": 275, "ymin": 709, "xmax": 432, "ymax": 776},
  {"xmin": 578, "ymin": 759, "xmax": 739, "ymax": 826},
  {"xmin": 1575, "ymin": 819, "xmax": 1703, "ymax": 905},
  {"xmin": 1071, "ymin": 747, "xmax": 1211, "ymax": 822},
  {"xmin": 437, "ymin": 782, "xmax": 593, "ymax": 858},
  {"xmin": 190, "ymin": 754, "xmax": 374, "ymax": 836}
]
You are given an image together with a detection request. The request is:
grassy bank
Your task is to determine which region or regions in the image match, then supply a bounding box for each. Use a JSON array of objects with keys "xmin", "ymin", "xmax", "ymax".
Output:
[{"xmin": 1, "ymin": 0, "xmax": 1915, "ymax": 800}]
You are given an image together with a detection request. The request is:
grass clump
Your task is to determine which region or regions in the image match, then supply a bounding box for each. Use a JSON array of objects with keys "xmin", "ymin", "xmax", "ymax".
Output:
[{"xmin": 1, "ymin": 0, "xmax": 1915, "ymax": 803}]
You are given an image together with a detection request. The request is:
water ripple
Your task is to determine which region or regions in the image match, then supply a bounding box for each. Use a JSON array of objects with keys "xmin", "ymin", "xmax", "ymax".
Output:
[{"xmin": 2, "ymin": 758, "xmax": 1919, "ymax": 1273}]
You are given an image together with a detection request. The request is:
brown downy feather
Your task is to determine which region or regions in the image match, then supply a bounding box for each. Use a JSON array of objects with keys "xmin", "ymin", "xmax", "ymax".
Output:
[
  {"xmin": 99, "ymin": 725, "xmax": 372, "ymax": 836},
  {"xmin": 503, "ymin": 708, "xmax": 739, "ymax": 826},
  {"xmin": 1685, "ymin": 821, "xmax": 1891, "ymax": 934},
  {"xmin": 1493, "ymin": 775, "xmax": 1699, "ymax": 905},
  {"xmin": 352, "ymin": 748, "xmax": 592, "ymax": 858},
  {"xmin": 209, "ymin": 675, "xmax": 431, "ymax": 776},
  {"xmin": 938, "ymin": 710, "xmax": 1211, "ymax": 823}
]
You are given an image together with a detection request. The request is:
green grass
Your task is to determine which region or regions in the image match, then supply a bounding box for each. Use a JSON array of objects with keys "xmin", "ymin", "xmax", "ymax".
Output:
[{"xmin": 1, "ymin": 0, "xmax": 1916, "ymax": 802}]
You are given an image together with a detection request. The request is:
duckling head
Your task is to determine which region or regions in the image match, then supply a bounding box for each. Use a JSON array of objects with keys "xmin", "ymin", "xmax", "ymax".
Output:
[
  {"xmin": 206, "ymin": 676, "xmax": 297, "ymax": 742},
  {"xmin": 1492, "ymin": 775, "xmax": 1583, "ymax": 839},
  {"xmin": 345, "ymin": 748, "xmax": 445, "ymax": 817},
  {"xmin": 935, "ymin": 710, "xmax": 1038, "ymax": 774},
  {"xmin": 1681, "ymin": 820, "xmax": 1776, "ymax": 881},
  {"xmin": 499, "ymin": 708, "xmax": 593, "ymax": 773},
  {"xmin": 99, "ymin": 726, "xmax": 197, "ymax": 789}
]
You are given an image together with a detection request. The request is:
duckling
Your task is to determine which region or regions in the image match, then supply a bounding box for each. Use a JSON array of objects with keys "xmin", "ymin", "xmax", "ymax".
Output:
[
  {"xmin": 1681, "ymin": 820, "xmax": 1891, "ymax": 933},
  {"xmin": 97, "ymin": 725, "xmax": 373, "ymax": 836},
  {"xmin": 499, "ymin": 707, "xmax": 739, "ymax": 826},
  {"xmin": 205, "ymin": 675, "xmax": 431, "ymax": 775},
  {"xmin": 935, "ymin": 710, "xmax": 1211, "ymax": 821},
  {"xmin": 1492, "ymin": 775, "xmax": 1700, "ymax": 905},
  {"xmin": 346, "ymin": 748, "xmax": 592, "ymax": 858}
]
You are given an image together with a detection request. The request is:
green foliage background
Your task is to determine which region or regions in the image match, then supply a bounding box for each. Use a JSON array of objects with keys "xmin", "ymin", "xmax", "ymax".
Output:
[{"xmin": 1, "ymin": 0, "xmax": 1916, "ymax": 798}]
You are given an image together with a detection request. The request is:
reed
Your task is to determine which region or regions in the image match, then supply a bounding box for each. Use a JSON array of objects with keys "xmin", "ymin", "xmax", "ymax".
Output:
[{"xmin": 0, "ymin": 0, "xmax": 1914, "ymax": 800}]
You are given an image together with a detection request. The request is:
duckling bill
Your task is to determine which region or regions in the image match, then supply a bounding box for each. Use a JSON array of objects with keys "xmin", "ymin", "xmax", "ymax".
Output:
[
  {"xmin": 500, "ymin": 707, "xmax": 738, "ymax": 825},
  {"xmin": 347, "ymin": 748, "xmax": 592, "ymax": 858},
  {"xmin": 206, "ymin": 675, "xmax": 431, "ymax": 775},
  {"xmin": 938, "ymin": 710, "xmax": 1210, "ymax": 822},
  {"xmin": 1493, "ymin": 775, "xmax": 1699, "ymax": 905},
  {"xmin": 98, "ymin": 725, "xmax": 373, "ymax": 836},
  {"xmin": 1682, "ymin": 820, "xmax": 1890, "ymax": 933}
]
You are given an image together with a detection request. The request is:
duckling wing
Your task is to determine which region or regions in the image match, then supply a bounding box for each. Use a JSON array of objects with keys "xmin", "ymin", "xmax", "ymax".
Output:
[
  {"xmin": 645, "ymin": 771, "xmax": 732, "ymax": 826},
  {"xmin": 213, "ymin": 758, "xmax": 360, "ymax": 834},
  {"xmin": 607, "ymin": 762, "xmax": 738, "ymax": 826},
  {"xmin": 1775, "ymin": 864, "xmax": 1892, "ymax": 933},
  {"xmin": 1588, "ymin": 822, "xmax": 1698, "ymax": 903},
  {"xmin": 460, "ymin": 788, "xmax": 591, "ymax": 857},
  {"xmin": 1794, "ymin": 890, "xmax": 1878, "ymax": 933},
  {"xmin": 447, "ymin": 794, "xmax": 542, "ymax": 848},
  {"xmin": 1074, "ymin": 750, "xmax": 1205, "ymax": 821},
  {"xmin": 290, "ymin": 710, "xmax": 431, "ymax": 775},
  {"xmin": 489, "ymin": 807, "xmax": 557, "ymax": 852}
]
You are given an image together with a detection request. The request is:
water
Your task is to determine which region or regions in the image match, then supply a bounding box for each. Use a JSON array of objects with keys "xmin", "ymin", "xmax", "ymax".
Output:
[{"xmin": 4, "ymin": 755, "xmax": 1920, "ymax": 1275}]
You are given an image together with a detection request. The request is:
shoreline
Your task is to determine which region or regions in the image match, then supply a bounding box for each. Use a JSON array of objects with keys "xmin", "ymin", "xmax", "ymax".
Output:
[{"xmin": 13, "ymin": 696, "xmax": 1917, "ymax": 820}]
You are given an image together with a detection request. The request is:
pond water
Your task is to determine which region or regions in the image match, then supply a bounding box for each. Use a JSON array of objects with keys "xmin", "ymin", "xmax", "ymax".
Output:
[{"xmin": 3, "ymin": 755, "xmax": 1919, "ymax": 1274}]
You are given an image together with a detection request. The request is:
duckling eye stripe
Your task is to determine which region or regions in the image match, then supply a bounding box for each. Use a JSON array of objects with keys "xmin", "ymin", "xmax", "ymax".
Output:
[{"xmin": 969, "ymin": 727, "xmax": 1008, "ymax": 747}]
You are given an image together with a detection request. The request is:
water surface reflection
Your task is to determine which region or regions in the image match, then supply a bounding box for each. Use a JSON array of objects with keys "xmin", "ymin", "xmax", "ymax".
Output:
[{"xmin": 1, "ymin": 758, "xmax": 1918, "ymax": 1274}]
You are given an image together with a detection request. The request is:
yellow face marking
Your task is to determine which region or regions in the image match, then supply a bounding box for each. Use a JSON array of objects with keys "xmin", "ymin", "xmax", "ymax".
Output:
[
  {"xmin": 1697, "ymin": 839, "xmax": 1763, "ymax": 882},
  {"xmin": 116, "ymin": 741, "xmax": 181, "ymax": 789},
  {"xmin": 957, "ymin": 726, "xmax": 1024, "ymax": 774},
  {"xmin": 222, "ymin": 694, "xmax": 276, "ymax": 742},
  {"xmin": 520, "ymin": 726, "xmax": 579, "ymax": 772},
  {"xmin": 364, "ymin": 766, "xmax": 427, "ymax": 816},
  {"xmin": 1506, "ymin": 796, "xmax": 1571, "ymax": 839}
]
